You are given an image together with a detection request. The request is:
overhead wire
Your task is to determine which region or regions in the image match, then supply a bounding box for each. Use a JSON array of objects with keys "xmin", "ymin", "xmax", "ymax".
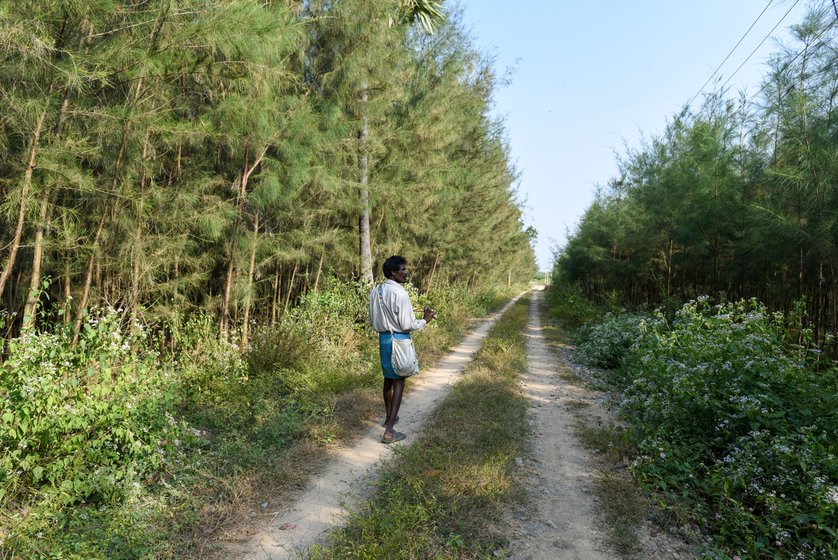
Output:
[
  {"xmin": 678, "ymin": 2, "xmax": 838, "ymax": 134},
  {"xmin": 717, "ymin": 0, "xmax": 802, "ymax": 94},
  {"xmin": 686, "ymin": 0, "xmax": 838, "ymax": 120},
  {"xmin": 687, "ymin": 0, "xmax": 776, "ymax": 108},
  {"xmin": 743, "ymin": 14, "xmax": 837, "ymax": 107}
]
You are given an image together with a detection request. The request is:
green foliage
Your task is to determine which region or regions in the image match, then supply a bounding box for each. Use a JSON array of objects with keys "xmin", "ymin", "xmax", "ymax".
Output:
[
  {"xmin": 0, "ymin": 310, "xmax": 185, "ymax": 504},
  {"xmin": 0, "ymin": 0, "xmax": 535, "ymax": 339},
  {"xmin": 470, "ymin": 285, "xmax": 516, "ymax": 315},
  {"xmin": 1, "ymin": 279, "xmax": 499, "ymax": 557},
  {"xmin": 552, "ymin": 7, "xmax": 838, "ymax": 342},
  {"xmin": 590, "ymin": 298, "xmax": 838, "ymax": 558},
  {"xmin": 544, "ymin": 10, "xmax": 838, "ymax": 553},
  {"xmin": 0, "ymin": 308, "xmax": 189, "ymax": 556},
  {"xmin": 246, "ymin": 322, "xmax": 312, "ymax": 376},
  {"xmin": 0, "ymin": 0, "xmax": 536, "ymax": 552},
  {"xmin": 426, "ymin": 282, "xmax": 514, "ymax": 324},
  {"xmin": 576, "ymin": 312, "xmax": 656, "ymax": 373},
  {"xmin": 547, "ymin": 281, "xmax": 601, "ymax": 329},
  {"xmin": 288, "ymin": 280, "xmax": 371, "ymax": 343}
]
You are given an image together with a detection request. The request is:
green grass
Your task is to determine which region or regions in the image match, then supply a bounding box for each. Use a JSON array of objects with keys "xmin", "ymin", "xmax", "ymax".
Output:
[
  {"xmin": 593, "ymin": 471, "xmax": 647, "ymax": 557},
  {"xmin": 310, "ymin": 297, "xmax": 532, "ymax": 559},
  {"xmin": 570, "ymin": 420, "xmax": 646, "ymax": 557},
  {"xmin": 573, "ymin": 421, "xmax": 631, "ymax": 463}
]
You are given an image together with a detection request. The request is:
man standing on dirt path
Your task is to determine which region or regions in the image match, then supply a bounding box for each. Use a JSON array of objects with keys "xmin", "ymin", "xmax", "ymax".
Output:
[{"xmin": 369, "ymin": 255, "xmax": 436, "ymax": 444}]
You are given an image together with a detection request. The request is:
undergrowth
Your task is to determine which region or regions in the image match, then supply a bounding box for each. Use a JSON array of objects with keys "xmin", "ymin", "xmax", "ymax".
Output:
[
  {"xmin": 549, "ymin": 284, "xmax": 838, "ymax": 560},
  {"xmin": 0, "ymin": 279, "xmax": 517, "ymax": 559}
]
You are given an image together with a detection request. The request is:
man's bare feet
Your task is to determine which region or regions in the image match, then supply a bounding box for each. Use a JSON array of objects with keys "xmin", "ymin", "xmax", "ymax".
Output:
[{"xmin": 381, "ymin": 431, "xmax": 406, "ymax": 444}]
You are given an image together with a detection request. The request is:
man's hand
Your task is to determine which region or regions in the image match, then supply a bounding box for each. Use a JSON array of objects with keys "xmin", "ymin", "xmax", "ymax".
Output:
[{"xmin": 423, "ymin": 306, "xmax": 436, "ymax": 322}]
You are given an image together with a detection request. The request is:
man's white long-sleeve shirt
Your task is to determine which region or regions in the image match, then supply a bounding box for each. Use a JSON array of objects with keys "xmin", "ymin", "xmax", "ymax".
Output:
[{"xmin": 369, "ymin": 279, "xmax": 427, "ymax": 333}]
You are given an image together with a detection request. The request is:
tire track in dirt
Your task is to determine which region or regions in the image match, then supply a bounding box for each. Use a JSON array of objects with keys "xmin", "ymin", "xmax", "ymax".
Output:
[{"xmin": 507, "ymin": 288, "xmax": 617, "ymax": 560}]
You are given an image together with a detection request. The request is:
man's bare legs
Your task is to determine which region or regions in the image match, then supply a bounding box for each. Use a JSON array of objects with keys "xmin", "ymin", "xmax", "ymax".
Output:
[{"xmin": 382, "ymin": 378, "xmax": 405, "ymax": 439}]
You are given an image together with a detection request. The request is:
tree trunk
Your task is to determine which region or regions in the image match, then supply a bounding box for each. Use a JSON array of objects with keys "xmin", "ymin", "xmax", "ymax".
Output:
[
  {"xmin": 313, "ymin": 252, "xmax": 324, "ymax": 294},
  {"xmin": 220, "ymin": 146, "xmax": 268, "ymax": 338},
  {"xmin": 0, "ymin": 13, "xmax": 84, "ymax": 305},
  {"xmin": 358, "ymin": 87, "xmax": 373, "ymax": 285},
  {"xmin": 425, "ymin": 251, "xmax": 440, "ymax": 291},
  {"xmin": 72, "ymin": 214, "xmax": 106, "ymax": 343},
  {"xmin": 0, "ymin": 108, "xmax": 47, "ymax": 301},
  {"xmin": 63, "ymin": 263, "xmax": 72, "ymax": 315},
  {"xmin": 284, "ymin": 262, "xmax": 298, "ymax": 315},
  {"xmin": 221, "ymin": 254, "xmax": 236, "ymax": 337},
  {"xmin": 22, "ymin": 72, "xmax": 80, "ymax": 332},
  {"xmin": 71, "ymin": 10, "xmax": 172, "ymax": 342},
  {"xmin": 816, "ymin": 259, "xmax": 824, "ymax": 346},
  {"xmin": 833, "ymin": 278, "xmax": 838, "ymax": 357},
  {"xmin": 21, "ymin": 193, "xmax": 50, "ymax": 331},
  {"xmin": 130, "ymin": 128, "xmax": 152, "ymax": 329},
  {"xmin": 666, "ymin": 236, "xmax": 674, "ymax": 298},
  {"xmin": 240, "ymin": 214, "xmax": 259, "ymax": 348},
  {"xmin": 271, "ymin": 267, "xmax": 281, "ymax": 325},
  {"xmin": 72, "ymin": 75, "xmax": 145, "ymax": 342},
  {"xmin": 799, "ymin": 245, "xmax": 804, "ymax": 301},
  {"xmin": 31, "ymin": 17, "xmax": 100, "ymax": 326},
  {"xmin": 61, "ymin": 210, "xmax": 73, "ymax": 324}
]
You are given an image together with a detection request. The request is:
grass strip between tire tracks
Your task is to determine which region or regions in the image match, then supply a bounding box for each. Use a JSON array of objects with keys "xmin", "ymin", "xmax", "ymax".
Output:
[{"xmin": 310, "ymin": 296, "xmax": 532, "ymax": 559}]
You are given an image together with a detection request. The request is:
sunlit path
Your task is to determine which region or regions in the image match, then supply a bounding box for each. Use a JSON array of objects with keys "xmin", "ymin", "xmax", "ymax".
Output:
[
  {"xmin": 226, "ymin": 293, "xmax": 527, "ymax": 559},
  {"xmin": 509, "ymin": 289, "xmax": 617, "ymax": 560}
]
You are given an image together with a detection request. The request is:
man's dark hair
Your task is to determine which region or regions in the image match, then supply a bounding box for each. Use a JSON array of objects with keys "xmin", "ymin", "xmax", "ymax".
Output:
[{"xmin": 383, "ymin": 255, "xmax": 407, "ymax": 278}]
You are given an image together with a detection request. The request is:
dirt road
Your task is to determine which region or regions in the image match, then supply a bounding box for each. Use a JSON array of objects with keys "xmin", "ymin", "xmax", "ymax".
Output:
[
  {"xmin": 227, "ymin": 294, "xmax": 525, "ymax": 559},
  {"xmin": 227, "ymin": 288, "xmax": 677, "ymax": 559},
  {"xmin": 506, "ymin": 288, "xmax": 617, "ymax": 559}
]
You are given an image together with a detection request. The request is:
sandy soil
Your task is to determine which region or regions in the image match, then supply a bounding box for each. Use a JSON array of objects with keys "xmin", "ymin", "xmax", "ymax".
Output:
[{"xmin": 224, "ymin": 294, "xmax": 525, "ymax": 559}]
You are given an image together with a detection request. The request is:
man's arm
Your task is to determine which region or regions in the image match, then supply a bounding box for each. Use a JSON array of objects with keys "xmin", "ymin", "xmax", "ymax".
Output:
[
  {"xmin": 395, "ymin": 291, "xmax": 435, "ymax": 331},
  {"xmin": 392, "ymin": 290, "xmax": 423, "ymax": 332}
]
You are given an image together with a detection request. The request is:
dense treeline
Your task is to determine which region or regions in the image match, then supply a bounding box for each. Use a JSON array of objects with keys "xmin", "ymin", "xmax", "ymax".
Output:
[
  {"xmin": 0, "ymin": 3, "xmax": 535, "ymax": 556},
  {"xmin": 0, "ymin": 0, "xmax": 536, "ymax": 342},
  {"xmin": 555, "ymin": 6, "xmax": 838, "ymax": 343}
]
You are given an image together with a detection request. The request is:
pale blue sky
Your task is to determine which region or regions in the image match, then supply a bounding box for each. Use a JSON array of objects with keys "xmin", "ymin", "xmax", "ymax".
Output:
[{"xmin": 458, "ymin": 0, "xmax": 817, "ymax": 270}]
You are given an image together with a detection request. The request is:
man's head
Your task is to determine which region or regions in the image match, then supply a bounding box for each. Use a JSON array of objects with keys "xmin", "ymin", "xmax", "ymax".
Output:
[{"xmin": 383, "ymin": 255, "xmax": 408, "ymax": 283}]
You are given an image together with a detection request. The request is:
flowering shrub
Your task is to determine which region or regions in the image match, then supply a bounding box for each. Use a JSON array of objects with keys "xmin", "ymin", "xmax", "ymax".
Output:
[
  {"xmin": 617, "ymin": 298, "xmax": 838, "ymax": 558},
  {"xmin": 576, "ymin": 312, "xmax": 657, "ymax": 372},
  {"xmin": 0, "ymin": 310, "xmax": 188, "ymax": 509}
]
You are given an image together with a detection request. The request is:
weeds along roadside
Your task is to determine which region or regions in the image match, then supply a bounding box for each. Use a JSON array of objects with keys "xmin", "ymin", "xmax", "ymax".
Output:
[
  {"xmin": 546, "ymin": 283, "xmax": 838, "ymax": 560},
  {"xmin": 309, "ymin": 296, "xmax": 531, "ymax": 559},
  {"xmin": 0, "ymin": 279, "xmax": 517, "ymax": 559}
]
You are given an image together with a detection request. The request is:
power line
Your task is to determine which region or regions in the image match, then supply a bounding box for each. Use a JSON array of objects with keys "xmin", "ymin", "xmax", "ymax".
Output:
[
  {"xmin": 682, "ymin": 7, "xmax": 837, "ymax": 125},
  {"xmin": 717, "ymin": 0, "xmax": 802, "ymax": 94},
  {"xmin": 744, "ymin": 15, "xmax": 837, "ymax": 107},
  {"xmin": 688, "ymin": 0, "xmax": 777, "ymax": 108}
]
